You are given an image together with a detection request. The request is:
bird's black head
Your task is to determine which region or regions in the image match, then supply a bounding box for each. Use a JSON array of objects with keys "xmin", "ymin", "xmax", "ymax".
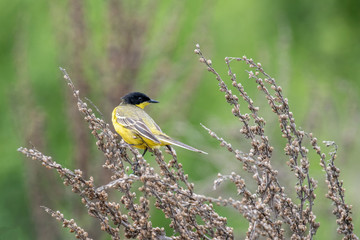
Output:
[{"xmin": 121, "ymin": 92, "xmax": 159, "ymax": 109}]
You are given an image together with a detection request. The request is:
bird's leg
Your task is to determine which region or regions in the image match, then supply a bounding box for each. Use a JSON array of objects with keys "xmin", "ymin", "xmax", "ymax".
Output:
[
  {"xmin": 133, "ymin": 149, "xmax": 146, "ymax": 174},
  {"xmin": 142, "ymin": 147, "xmax": 148, "ymax": 156},
  {"xmin": 131, "ymin": 147, "xmax": 148, "ymax": 174},
  {"xmin": 165, "ymin": 145, "xmax": 178, "ymax": 160},
  {"xmin": 166, "ymin": 145, "xmax": 176, "ymax": 156}
]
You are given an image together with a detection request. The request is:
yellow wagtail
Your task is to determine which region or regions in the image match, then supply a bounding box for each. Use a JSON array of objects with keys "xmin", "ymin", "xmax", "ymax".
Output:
[{"xmin": 112, "ymin": 92, "xmax": 207, "ymax": 155}]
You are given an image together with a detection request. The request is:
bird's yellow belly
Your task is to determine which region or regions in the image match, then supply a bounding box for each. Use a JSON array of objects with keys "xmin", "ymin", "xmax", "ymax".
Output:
[
  {"xmin": 113, "ymin": 122, "xmax": 146, "ymax": 149},
  {"xmin": 112, "ymin": 109, "xmax": 165, "ymax": 149}
]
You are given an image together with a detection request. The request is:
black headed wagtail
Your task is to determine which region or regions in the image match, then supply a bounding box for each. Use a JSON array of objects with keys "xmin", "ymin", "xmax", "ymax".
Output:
[{"xmin": 112, "ymin": 92, "xmax": 207, "ymax": 155}]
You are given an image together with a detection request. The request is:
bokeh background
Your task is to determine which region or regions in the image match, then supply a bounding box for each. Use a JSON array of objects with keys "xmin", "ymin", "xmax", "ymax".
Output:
[{"xmin": 1, "ymin": 0, "xmax": 360, "ymax": 239}]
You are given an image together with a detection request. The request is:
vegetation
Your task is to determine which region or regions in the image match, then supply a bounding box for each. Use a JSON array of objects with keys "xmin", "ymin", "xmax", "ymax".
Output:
[{"xmin": 2, "ymin": 0, "xmax": 360, "ymax": 239}]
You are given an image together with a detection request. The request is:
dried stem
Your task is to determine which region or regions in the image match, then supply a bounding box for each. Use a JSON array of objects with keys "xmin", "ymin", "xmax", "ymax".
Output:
[
  {"xmin": 17, "ymin": 46, "xmax": 358, "ymax": 240},
  {"xmin": 194, "ymin": 43, "xmax": 357, "ymax": 240},
  {"xmin": 19, "ymin": 67, "xmax": 233, "ymax": 239}
]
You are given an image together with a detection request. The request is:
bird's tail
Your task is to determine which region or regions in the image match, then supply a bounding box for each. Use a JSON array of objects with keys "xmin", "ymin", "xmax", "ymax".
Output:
[{"xmin": 157, "ymin": 135, "xmax": 208, "ymax": 154}]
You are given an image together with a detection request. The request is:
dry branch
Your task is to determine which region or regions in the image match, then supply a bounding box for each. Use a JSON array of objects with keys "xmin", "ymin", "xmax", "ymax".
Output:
[{"xmin": 18, "ymin": 46, "xmax": 358, "ymax": 240}]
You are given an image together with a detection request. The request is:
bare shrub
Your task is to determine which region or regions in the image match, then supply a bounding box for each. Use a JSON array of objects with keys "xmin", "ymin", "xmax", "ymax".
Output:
[{"xmin": 18, "ymin": 45, "xmax": 358, "ymax": 239}]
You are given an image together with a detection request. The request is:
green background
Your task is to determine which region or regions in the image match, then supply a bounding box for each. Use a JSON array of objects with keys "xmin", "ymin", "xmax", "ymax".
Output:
[{"xmin": 1, "ymin": 0, "xmax": 360, "ymax": 239}]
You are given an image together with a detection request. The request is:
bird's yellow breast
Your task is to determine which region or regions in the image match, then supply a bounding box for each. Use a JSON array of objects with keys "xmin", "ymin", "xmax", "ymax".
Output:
[
  {"xmin": 112, "ymin": 108, "xmax": 146, "ymax": 149},
  {"xmin": 112, "ymin": 105, "xmax": 167, "ymax": 149}
]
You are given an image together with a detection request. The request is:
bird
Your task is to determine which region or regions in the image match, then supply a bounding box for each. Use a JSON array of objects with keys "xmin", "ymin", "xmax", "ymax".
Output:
[{"xmin": 112, "ymin": 92, "xmax": 207, "ymax": 156}]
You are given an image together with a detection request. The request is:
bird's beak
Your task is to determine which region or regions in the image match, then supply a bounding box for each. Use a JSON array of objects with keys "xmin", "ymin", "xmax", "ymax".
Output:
[{"xmin": 148, "ymin": 99, "xmax": 159, "ymax": 103}]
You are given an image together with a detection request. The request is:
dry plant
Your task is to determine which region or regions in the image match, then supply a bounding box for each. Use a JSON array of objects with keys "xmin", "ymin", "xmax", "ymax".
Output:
[{"xmin": 18, "ymin": 45, "xmax": 358, "ymax": 239}]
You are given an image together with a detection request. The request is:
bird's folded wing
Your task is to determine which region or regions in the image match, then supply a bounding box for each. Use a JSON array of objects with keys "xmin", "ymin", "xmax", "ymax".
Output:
[{"xmin": 116, "ymin": 114, "xmax": 161, "ymax": 144}]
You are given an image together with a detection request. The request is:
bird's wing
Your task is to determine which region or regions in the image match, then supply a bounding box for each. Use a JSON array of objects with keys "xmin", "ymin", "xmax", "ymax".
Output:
[{"xmin": 116, "ymin": 113, "xmax": 161, "ymax": 144}]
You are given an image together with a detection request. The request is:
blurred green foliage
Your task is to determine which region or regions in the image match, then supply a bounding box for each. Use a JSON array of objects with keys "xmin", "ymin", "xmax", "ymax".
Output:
[{"xmin": 1, "ymin": 0, "xmax": 360, "ymax": 239}]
